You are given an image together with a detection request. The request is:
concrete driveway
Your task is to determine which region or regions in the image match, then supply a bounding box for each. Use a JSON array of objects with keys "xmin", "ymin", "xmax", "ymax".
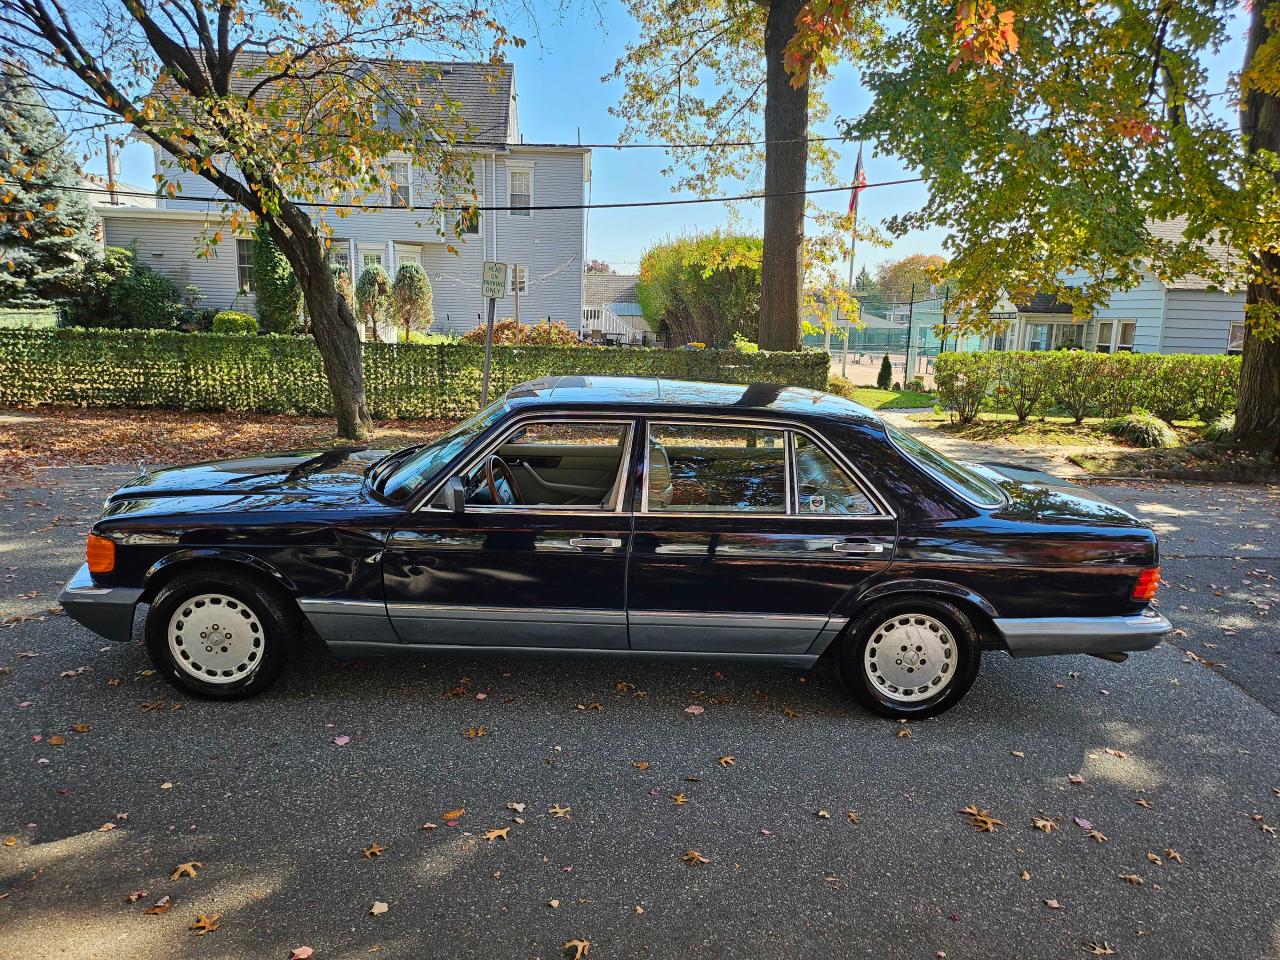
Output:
[{"xmin": 1, "ymin": 467, "xmax": 1277, "ymax": 960}]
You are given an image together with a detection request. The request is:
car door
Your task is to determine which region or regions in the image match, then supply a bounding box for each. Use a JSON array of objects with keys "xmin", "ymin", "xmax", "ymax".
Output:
[
  {"xmin": 382, "ymin": 415, "xmax": 636, "ymax": 650},
  {"xmin": 627, "ymin": 419, "xmax": 896, "ymax": 656}
]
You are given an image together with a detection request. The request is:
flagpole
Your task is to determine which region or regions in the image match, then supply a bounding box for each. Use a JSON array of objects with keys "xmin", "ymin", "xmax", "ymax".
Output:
[{"xmin": 841, "ymin": 143, "xmax": 864, "ymax": 379}]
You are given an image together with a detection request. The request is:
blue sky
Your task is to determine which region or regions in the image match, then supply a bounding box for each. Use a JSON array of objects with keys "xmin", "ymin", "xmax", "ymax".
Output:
[{"xmin": 100, "ymin": 1, "xmax": 1249, "ymax": 279}]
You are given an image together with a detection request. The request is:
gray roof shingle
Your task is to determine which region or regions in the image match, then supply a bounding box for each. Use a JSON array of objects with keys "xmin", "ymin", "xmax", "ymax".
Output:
[
  {"xmin": 585, "ymin": 273, "xmax": 640, "ymax": 307},
  {"xmin": 1146, "ymin": 216, "xmax": 1243, "ymax": 290}
]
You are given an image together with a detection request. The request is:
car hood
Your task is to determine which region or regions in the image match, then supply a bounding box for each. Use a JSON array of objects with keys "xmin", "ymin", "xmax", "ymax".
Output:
[
  {"xmin": 967, "ymin": 462, "xmax": 1145, "ymax": 527},
  {"xmin": 109, "ymin": 448, "xmax": 391, "ymax": 501}
]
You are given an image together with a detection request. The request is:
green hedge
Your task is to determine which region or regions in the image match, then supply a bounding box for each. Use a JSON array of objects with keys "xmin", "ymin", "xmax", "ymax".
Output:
[
  {"xmin": 934, "ymin": 350, "xmax": 1241, "ymax": 424},
  {"xmin": 0, "ymin": 328, "xmax": 828, "ymax": 419}
]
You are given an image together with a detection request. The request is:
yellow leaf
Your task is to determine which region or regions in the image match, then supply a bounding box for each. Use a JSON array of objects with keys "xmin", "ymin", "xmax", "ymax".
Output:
[
  {"xmin": 170, "ymin": 861, "xmax": 202, "ymax": 880},
  {"xmin": 671, "ymin": 793, "xmax": 688, "ymax": 806},
  {"xmin": 549, "ymin": 804, "xmax": 572, "ymax": 818},
  {"xmin": 484, "ymin": 827, "xmax": 510, "ymax": 842},
  {"xmin": 718, "ymin": 755, "xmax": 736, "ymax": 767},
  {"xmin": 362, "ymin": 841, "xmax": 384, "ymax": 859},
  {"xmin": 563, "ymin": 940, "xmax": 590, "ymax": 959},
  {"xmin": 47, "ymin": 735, "xmax": 65, "ymax": 746},
  {"xmin": 189, "ymin": 913, "xmax": 221, "ymax": 936},
  {"xmin": 441, "ymin": 807, "xmax": 465, "ymax": 822},
  {"xmin": 632, "ymin": 761, "xmax": 651, "ymax": 770},
  {"xmin": 1032, "ymin": 816, "xmax": 1059, "ymax": 833},
  {"xmin": 682, "ymin": 849, "xmax": 710, "ymax": 865},
  {"xmin": 1119, "ymin": 873, "xmax": 1144, "ymax": 886}
]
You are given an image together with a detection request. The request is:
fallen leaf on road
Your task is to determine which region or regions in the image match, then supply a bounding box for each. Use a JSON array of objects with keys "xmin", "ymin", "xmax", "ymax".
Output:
[
  {"xmin": 718, "ymin": 755, "xmax": 736, "ymax": 767},
  {"xmin": 1166, "ymin": 848, "xmax": 1185, "ymax": 864},
  {"xmin": 47, "ymin": 735, "xmax": 64, "ymax": 746},
  {"xmin": 144, "ymin": 895, "xmax": 172, "ymax": 915},
  {"xmin": 847, "ymin": 811, "xmax": 861, "ymax": 824},
  {"xmin": 1104, "ymin": 748, "xmax": 1127, "ymax": 759},
  {"xmin": 72, "ymin": 723, "xmax": 90, "ymax": 734},
  {"xmin": 1135, "ymin": 798, "xmax": 1153, "ymax": 809},
  {"xmin": 97, "ymin": 823, "xmax": 116, "ymax": 832},
  {"xmin": 549, "ymin": 804, "xmax": 571, "ymax": 818},
  {"xmin": 782, "ymin": 707, "xmax": 801, "ymax": 719},
  {"xmin": 289, "ymin": 948, "xmax": 314, "ymax": 960},
  {"xmin": 466, "ymin": 726, "xmax": 488, "ymax": 738},
  {"xmin": 960, "ymin": 804, "xmax": 1004, "ymax": 833},
  {"xmin": 1020, "ymin": 871, "xmax": 1031, "ymax": 881},
  {"xmin": 671, "ymin": 794, "xmax": 688, "ymax": 806},
  {"xmin": 1074, "ymin": 817, "xmax": 1093, "ymax": 831},
  {"xmin": 3, "ymin": 836, "xmax": 15, "ymax": 846},
  {"xmin": 1044, "ymin": 899, "xmax": 1062, "ymax": 910},
  {"xmin": 816, "ymin": 809, "xmax": 830, "ymax": 819},
  {"xmin": 1088, "ymin": 830, "xmax": 1109, "ymax": 844},
  {"xmin": 896, "ymin": 727, "xmax": 911, "ymax": 739},
  {"xmin": 1119, "ymin": 874, "xmax": 1144, "ymax": 886},
  {"xmin": 1146, "ymin": 852, "xmax": 1163, "ymax": 865},
  {"xmin": 1033, "ymin": 817, "xmax": 1059, "ymax": 834},
  {"xmin": 684, "ymin": 705, "xmax": 704, "ymax": 716},
  {"xmin": 631, "ymin": 761, "xmax": 650, "ymax": 770},
  {"xmin": 441, "ymin": 807, "xmax": 465, "ymax": 822},
  {"xmin": 1068, "ymin": 774, "xmax": 1085, "ymax": 785},
  {"xmin": 189, "ymin": 914, "xmax": 220, "ymax": 936},
  {"xmin": 332, "ymin": 735, "xmax": 350, "ymax": 747},
  {"xmin": 563, "ymin": 940, "xmax": 590, "ymax": 960},
  {"xmin": 170, "ymin": 861, "xmax": 202, "ymax": 880},
  {"xmin": 362, "ymin": 842, "xmax": 384, "ymax": 859},
  {"xmin": 506, "ymin": 802, "xmax": 526, "ymax": 813},
  {"xmin": 485, "ymin": 828, "xmax": 510, "ymax": 842},
  {"xmin": 1011, "ymin": 750, "xmax": 1024, "ymax": 758},
  {"xmin": 1084, "ymin": 942, "xmax": 1117, "ymax": 956},
  {"xmin": 682, "ymin": 850, "xmax": 710, "ymax": 865},
  {"xmin": 370, "ymin": 901, "xmax": 388, "ymax": 916},
  {"xmin": 126, "ymin": 889, "xmax": 148, "ymax": 903},
  {"xmin": 548, "ymin": 899, "xmax": 560, "ymax": 909}
]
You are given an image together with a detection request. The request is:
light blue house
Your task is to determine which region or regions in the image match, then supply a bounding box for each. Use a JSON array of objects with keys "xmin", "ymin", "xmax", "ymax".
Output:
[{"xmin": 96, "ymin": 61, "xmax": 591, "ymax": 338}]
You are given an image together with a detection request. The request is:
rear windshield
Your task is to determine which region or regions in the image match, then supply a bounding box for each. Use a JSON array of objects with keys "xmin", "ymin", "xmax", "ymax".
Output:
[{"xmin": 886, "ymin": 424, "xmax": 1005, "ymax": 508}]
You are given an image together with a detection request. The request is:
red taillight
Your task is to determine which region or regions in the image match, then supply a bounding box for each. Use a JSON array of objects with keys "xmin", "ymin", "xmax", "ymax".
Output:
[
  {"xmin": 86, "ymin": 534, "xmax": 115, "ymax": 575},
  {"xmin": 1131, "ymin": 567, "xmax": 1160, "ymax": 603}
]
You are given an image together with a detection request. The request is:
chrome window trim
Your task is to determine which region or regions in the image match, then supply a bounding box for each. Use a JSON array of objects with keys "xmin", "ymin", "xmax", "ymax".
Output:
[
  {"xmin": 639, "ymin": 414, "xmax": 895, "ymax": 521},
  {"xmin": 415, "ymin": 412, "xmax": 637, "ymax": 515}
]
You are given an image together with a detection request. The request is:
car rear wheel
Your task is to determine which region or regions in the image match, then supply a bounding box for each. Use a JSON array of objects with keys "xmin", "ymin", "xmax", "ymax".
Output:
[
  {"xmin": 145, "ymin": 570, "xmax": 295, "ymax": 699},
  {"xmin": 837, "ymin": 598, "xmax": 980, "ymax": 719}
]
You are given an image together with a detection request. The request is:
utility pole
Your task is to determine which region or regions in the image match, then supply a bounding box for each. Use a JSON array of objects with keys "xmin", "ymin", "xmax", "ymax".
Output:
[{"xmin": 103, "ymin": 135, "xmax": 117, "ymax": 205}]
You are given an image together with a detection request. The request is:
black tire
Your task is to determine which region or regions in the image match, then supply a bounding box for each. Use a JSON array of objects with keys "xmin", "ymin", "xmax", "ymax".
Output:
[
  {"xmin": 145, "ymin": 569, "xmax": 296, "ymax": 700},
  {"xmin": 836, "ymin": 598, "xmax": 981, "ymax": 719}
]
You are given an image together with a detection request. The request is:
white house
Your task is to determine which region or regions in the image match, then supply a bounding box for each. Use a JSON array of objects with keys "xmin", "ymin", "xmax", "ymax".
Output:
[
  {"xmin": 975, "ymin": 219, "xmax": 1246, "ymax": 355},
  {"xmin": 96, "ymin": 61, "xmax": 590, "ymax": 337}
]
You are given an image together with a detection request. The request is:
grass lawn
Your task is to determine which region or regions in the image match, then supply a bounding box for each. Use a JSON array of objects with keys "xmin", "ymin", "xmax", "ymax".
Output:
[
  {"xmin": 908, "ymin": 410, "xmax": 1205, "ymax": 448},
  {"xmin": 842, "ymin": 387, "xmax": 936, "ymax": 410}
]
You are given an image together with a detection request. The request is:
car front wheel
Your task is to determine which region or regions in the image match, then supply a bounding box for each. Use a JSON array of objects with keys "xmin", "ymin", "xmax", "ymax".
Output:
[
  {"xmin": 837, "ymin": 598, "xmax": 981, "ymax": 719},
  {"xmin": 145, "ymin": 569, "xmax": 295, "ymax": 699}
]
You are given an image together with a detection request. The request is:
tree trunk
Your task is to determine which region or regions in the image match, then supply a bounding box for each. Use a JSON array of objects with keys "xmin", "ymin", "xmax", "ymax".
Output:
[
  {"xmin": 1234, "ymin": 0, "xmax": 1280, "ymax": 457},
  {"xmin": 758, "ymin": 0, "xmax": 809, "ymax": 352},
  {"xmin": 275, "ymin": 221, "xmax": 372, "ymax": 440}
]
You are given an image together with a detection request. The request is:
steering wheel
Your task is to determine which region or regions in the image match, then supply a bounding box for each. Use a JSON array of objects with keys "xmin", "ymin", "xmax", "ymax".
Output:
[{"xmin": 483, "ymin": 454, "xmax": 520, "ymax": 505}]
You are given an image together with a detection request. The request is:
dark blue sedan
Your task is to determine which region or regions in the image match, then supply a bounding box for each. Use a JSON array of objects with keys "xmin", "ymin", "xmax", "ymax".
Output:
[{"xmin": 60, "ymin": 376, "xmax": 1170, "ymax": 718}]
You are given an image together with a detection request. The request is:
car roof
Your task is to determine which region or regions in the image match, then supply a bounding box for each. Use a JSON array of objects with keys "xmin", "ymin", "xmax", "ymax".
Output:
[{"xmin": 503, "ymin": 375, "xmax": 882, "ymax": 427}]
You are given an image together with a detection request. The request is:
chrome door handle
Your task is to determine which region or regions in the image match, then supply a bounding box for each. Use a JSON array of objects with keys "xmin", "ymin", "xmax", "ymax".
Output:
[
  {"xmin": 832, "ymin": 541, "xmax": 885, "ymax": 554},
  {"xmin": 569, "ymin": 537, "xmax": 623, "ymax": 549}
]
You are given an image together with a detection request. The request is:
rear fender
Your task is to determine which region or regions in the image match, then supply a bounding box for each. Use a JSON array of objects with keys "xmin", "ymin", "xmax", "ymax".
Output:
[{"xmin": 811, "ymin": 578, "xmax": 1000, "ymax": 657}]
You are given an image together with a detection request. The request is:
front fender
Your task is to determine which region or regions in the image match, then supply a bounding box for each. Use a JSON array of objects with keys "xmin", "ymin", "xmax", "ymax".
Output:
[{"xmin": 142, "ymin": 548, "xmax": 297, "ymax": 600}]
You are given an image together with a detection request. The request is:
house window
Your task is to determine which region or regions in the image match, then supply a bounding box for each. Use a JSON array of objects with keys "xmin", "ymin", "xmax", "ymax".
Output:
[
  {"xmin": 509, "ymin": 168, "xmax": 531, "ymax": 216},
  {"xmin": 236, "ymin": 239, "xmax": 253, "ymax": 293},
  {"xmin": 1095, "ymin": 321, "xmax": 1114, "ymax": 353},
  {"xmin": 445, "ymin": 199, "xmax": 480, "ymax": 236},
  {"xmin": 1116, "ymin": 321, "xmax": 1136, "ymax": 352},
  {"xmin": 387, "ymin": 160, "xmax": 411, "ymax": 208},
  {"xmin": 1228, "ymin": 321, "xmax": 1246, "ymax": 354},
  {"xmin": 510, "ymin": 264, "xmax": 528, "ymax": 295},
  {"xmin": 327, "ymin": 238, "xmax": 351, "ymax": 275},
  {"xmin": 360, "ymin": 249, "xmax": 384, "ymax": 273}
]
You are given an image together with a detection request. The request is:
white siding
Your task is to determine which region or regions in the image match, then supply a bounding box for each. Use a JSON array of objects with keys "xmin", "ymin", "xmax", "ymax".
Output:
[
  {"xmin": 102, "ymin": 215, "xmax": 253, "ymax": 313},
  {"xmin": 1089, "ymin": 276, "xmax": 1166, "ymax": 353},
  {"xmin": 153, "ymin": 146, "xmax": 587, "ymax": 333},
  {"xmin": 1160, "ymin": 288, "xmax": 1245, "ymax": 354}
]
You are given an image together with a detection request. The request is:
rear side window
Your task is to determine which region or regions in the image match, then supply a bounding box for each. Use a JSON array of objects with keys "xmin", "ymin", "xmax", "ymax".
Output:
[
  {"xmin": 886, "ymin": 424, "xmax": 1005, "ymax": 507},
  {"xmin": 793, "ymin": 433, "xmax": 877, "ymax": 516},
  {"xmin": 647, "ymin": 423, "xmax": 787, "ymax": 513}
]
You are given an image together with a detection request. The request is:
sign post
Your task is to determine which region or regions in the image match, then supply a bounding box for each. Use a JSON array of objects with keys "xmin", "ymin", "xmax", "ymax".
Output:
[{"xmin": 480, "ymin": 261, "xmax": 508, "ymax": 405}]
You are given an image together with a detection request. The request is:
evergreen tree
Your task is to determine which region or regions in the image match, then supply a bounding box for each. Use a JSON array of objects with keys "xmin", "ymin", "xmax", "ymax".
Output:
[
  {"xmin": 391, "ymin": 262, "xmax": 433, "ymax": 342},
  {"xmin": 251, "ymin": 224, "xmax": 302, "ymax": 334},
  {"xmin": 0, "ymin": 61, "xmax": 97, "ymax": 305},
  {"xmin": 877, "ymin": 354, "xmax": 893, "ymax": 390}
]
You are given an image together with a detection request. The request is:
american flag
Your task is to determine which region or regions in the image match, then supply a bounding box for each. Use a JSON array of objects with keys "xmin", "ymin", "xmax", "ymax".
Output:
[{"xmin": 848, "ymin": 145, "xmax": 867, "ymax": 218}]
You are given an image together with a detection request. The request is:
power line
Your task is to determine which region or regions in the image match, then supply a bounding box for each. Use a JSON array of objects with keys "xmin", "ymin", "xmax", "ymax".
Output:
[{"xmin": 7, "ymin": 175, "xmax": 927, "ymax": 212}]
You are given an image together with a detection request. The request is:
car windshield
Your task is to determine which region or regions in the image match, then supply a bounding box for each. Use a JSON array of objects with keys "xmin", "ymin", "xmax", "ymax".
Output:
[
  {"xmin": 378, "ymin": 400, "xmax": 508, "ymax": 503},
  {"xmin": 885, "ymin": 424, "xmax": 1005, "ymax": 507}
]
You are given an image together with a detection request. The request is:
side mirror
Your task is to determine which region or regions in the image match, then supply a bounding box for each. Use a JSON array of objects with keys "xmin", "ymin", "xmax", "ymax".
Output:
[{"xmin": 443, "ymin": 476, "xmax": 467, "ymax": 513}]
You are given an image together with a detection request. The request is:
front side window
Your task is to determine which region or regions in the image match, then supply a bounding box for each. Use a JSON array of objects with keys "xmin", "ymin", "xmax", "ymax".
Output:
[
  {"xmin": 647, "ymin": 423, "xmax": 787, "ymax": 513},
  {"xmin": 388, "ymin": 160, "xmax": 411, "ymax": 208},
  {"xmin": 886, "ymin": 424, "xmax": 1004, "ymax": 508},
  {"xmin": 793, "ymin": 433, "xmax": 877, "ymax": 516},
  {"xmin": 509, "ymin": 168, "xmax": 531, "ymax": 216},
  {"xmin": 459, "ymin": 420, "xmax": 631, "ymax": 509},
  {"xmin": 379, "ymin": 400, "xmax": 508, "ymax": 503},
  {"xmin": 236, "ymin": 239, "xmax": 253, "ymax": 293}
]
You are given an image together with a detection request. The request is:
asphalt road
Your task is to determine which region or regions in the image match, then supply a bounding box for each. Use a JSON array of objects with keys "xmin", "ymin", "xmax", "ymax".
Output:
[{"xmin": 2, "ymin": 467, "xmax": 1278, "ymax": 960}]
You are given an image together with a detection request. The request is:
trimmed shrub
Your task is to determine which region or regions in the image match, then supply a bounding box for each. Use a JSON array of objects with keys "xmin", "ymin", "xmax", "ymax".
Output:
[
  {"xmin": 993, "ymin": 351, "xmax": 1048, "ymax": 422},
  {"xmin": 251, "ymin": 225, "xmax": 302, "ymax": 334},
  {"xmin": 211, "ymin": 311, "xmax": 258, "ymax": 335},
  {"xmin": 1045, "ymin": 351, "xmax": 1112, "ymax": 424},
  {"xmin": 934, "ymin": 351, "xmax": 996, "ymax": 423},
  {"xmin": 461, "ymin": 319, "xmax": 580, "ymax": 346},
  {"xmin": 355, "ymin": 265, "xmax": 391, "ymax": 339},
  {"xmin": 391, "ymin": 262, "xmax": 433, "ymax": 342},
  {"xmin": 636, "ymin": 232, "xmax": 762, "ymax": 347},
  {"xmin": 876, "ymin": 354, "xmax": 893, "ymax": 390},
  {"xmin": 0, "ymin": 328, "xmax": 827, "ymax": 419},
  {"xmin": 1103, "ymin": 409, "xmax": 1178, "ymax": 448},
  {"xmin": 59, "ymin": 246, "xmax": 134, "ymax": 328}
]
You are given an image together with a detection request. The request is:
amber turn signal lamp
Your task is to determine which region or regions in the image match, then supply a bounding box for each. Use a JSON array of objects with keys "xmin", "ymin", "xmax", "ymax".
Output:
[
  {"xmin": 86, "ymin": 534, "xmax": 115, "ymax": 575},
  {"xmin": 1131, "ymin": 567, "xmax": 1160, "ymax": 603}
]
